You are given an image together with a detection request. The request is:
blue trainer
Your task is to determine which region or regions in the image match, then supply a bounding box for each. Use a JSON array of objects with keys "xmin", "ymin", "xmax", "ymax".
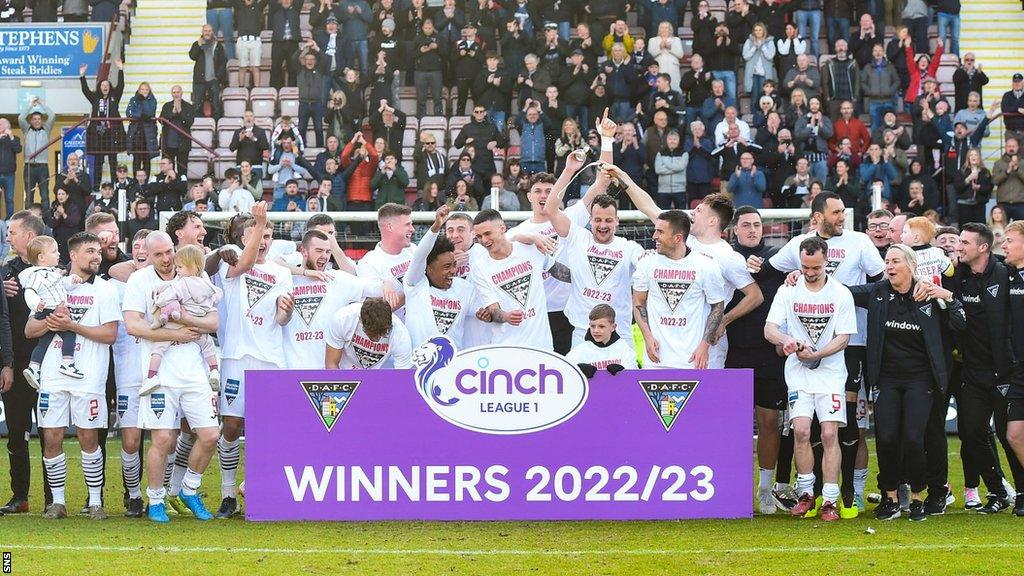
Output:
[
  {"xmin": 179, "ymin": 493, "xmax": 213, "ymax": 521},
  {"xmin": 148, "ymin": 503, "xmax": 170, "ymax": 523}
]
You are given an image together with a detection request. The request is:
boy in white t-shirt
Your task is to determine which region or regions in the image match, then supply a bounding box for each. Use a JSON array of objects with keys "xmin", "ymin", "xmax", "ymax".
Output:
[
  {"xmin": 765, "ymin": 236, "xmax": 857, "ymax": 523},
  {"xmin": 565, "ymin": 304, "xmax": 638, "ymax": 378}
]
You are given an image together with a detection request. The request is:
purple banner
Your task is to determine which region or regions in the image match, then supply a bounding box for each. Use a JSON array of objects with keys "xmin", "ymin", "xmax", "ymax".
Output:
[{"xmin": 245, "ymin": 361, "xmax": 753, "ymax": 521}]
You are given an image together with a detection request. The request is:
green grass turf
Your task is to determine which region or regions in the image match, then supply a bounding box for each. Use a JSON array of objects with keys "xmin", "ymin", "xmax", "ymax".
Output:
[{"xmin": 0, "ymin": 437, "xmax": 1021, "ymax": 576}]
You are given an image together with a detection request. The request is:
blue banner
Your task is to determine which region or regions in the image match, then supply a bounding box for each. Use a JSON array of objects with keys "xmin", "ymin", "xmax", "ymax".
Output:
[
  {"xmin": 0, "ymin": 24, "xmax": 107, "ymax": 78},
  {"xmin": 62, "ymin": 125, "xmax": 89, "ymax": 172}
]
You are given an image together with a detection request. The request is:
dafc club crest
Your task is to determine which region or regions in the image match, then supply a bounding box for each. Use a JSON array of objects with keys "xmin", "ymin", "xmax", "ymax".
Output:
[
  {"xmin": 302, "ymin": 381, "xmax": 359, "ymax": 432},
  {"xmin": 640, "ymin": 380, "xmax": 699, "ymax": 432},
  {"xmin": 150, "ymin": 393, "xmax": 166, "ymax": 419},
  {"xmin": 38, "ymin": 392, "xmax": 50, "ymax": 418},
  {"xmin": 224, "ymin": 378, "xmax": 241, "ymax": 405}
]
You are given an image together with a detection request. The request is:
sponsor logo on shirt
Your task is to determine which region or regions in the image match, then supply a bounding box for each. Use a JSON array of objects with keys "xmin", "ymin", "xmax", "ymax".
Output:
[
  {"xmin": 639, "ymin": 380, "xmax": 699, "ymax": 432},
  {"xmin": 151, "ymin": 393, "xmax": 166, "ymax": 418},
  {"xmin": 301, "ymin": 380, "xmax": 359, "ymax": 432},
  {"xmin": 885, "ymin": 319, "xmax": 921, "ymax": 331},
  {"xmin": 224, "ymin": 378, "xmax": 241, "ymax": 405}
]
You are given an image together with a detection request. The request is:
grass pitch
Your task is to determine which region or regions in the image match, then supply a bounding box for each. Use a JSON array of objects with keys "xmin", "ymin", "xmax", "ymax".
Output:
[{"xmin": 0, "ymin": 438, "xmax": 1021, "ymax": 576}]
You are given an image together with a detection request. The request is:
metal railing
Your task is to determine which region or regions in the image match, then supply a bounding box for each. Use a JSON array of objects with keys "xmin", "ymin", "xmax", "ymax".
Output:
[{"xmin": 26, "ymin": 116, "xmax": 220, "ymax": 163}]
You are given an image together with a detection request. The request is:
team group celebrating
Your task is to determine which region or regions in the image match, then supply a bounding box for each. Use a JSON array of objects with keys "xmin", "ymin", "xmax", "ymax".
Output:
[{"xmin": 1, "ymin": 107, "xmax": 1024, "ymax": 525}]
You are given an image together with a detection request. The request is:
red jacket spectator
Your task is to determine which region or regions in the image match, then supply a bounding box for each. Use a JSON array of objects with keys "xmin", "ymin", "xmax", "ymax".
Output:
[
  {"xmin": 904, "ymin": 42, "xmax": 943, "ymax": 105},
  {"xmin": 341, "ymin": 139, "xmax": 379, "ymax": 203},
  {"xmin": 830, "ymin": 116, "xmax": 871, "ymax": 156}
]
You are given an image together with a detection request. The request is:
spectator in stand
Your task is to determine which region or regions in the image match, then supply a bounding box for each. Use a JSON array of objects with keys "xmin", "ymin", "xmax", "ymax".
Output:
[
  {"xmin": 936, "ymin": 0, "xmax": 961, "ymax": 56},
  {"xmin": 454, "ymin": 105, "xmax": 506, "ymax": 180},
  {"xmin": 649, "ymin": 22, "xmax": 684, "ymax": 90},
  {"xmin": 994, "ymin": 138, "xmax": 1024, "ymax": 221},
  {"xmin": 895, "ymin": 178, "xmax": 939, "ymax": 217},
  {"xmin": 322, "ymin": 158, "xmax": 358, "ymax": 210},
  {"xmin": 714, "ymin": 105, "xmax": 752, "ymax": 146},
  {"xmin": 602, "ymin": 43, "xmax": 638, "ymax": 123},
  {"xmin": 80, "ymin": 59, "xmax": 126, "ymax": 188},
  {"xmin": 691, "ymin": 1, "xmax": 719, "ymax": 58},
  {"xmin": 700, "ymin": 80, "xmax": 735, "ymax": 137},
  {"xmin": 706, "ymin": 23, "xmax": 739, "ymax": 103},
  {"xmin": 536, "ymin": 22, "xmax": 569, "ymax": 85},
  {"xmin": 785, "ymin": 87, "xmax": 809, "ymax": 130},
  {"xmin": 412, "ymin": 180, "xmax": 444, "ymax": 211},
  {"xmin": 475, "ymin": 52, "xmax": 513, "ymax": 133},
  {"xmin": 414, "ymin": 19, "xmax": 445, "ymax": 117},
  {"xmin": 514, "ymin": 101, "xmax": 550, "ymax": 175},
  {"xmin": 568, "ymin": 22, "xmax": 602, "ymax": 71},
  {"xmin": 829, "ymin": 136, "xmax": 862, "ymax": 173},
  {"xmin": 646, "ymin": 0, "xmax": 680, "ymax": 39},
  {"xmin": 953, "ymin": 53, "xmax": 989, "ymax": 112},
  {"xmin": 654, "ymin": 130, "xmax": 688, "ymax": 209},
  {"xmin": 602, "ymin": 19, "xmax": 634, "ymax": 57},
  {"xmin": 681, "ymin": 54, "xmax": 715, "ymax": 131},
  {"xmin": 17, "ymin": 98, "xmax": 55, "ymax": 211},
  {"xmin": 464, "ymin": 0, "xmax": 501, "ymax": 49},
  {"xmin": 502, "ymin": 158, "xmax": 530, "ymax": 207},
  {"xmin": 782, "ymin": 156, "xmax": 819, "ymax": 202},
  {"xmin": 643, "ymin": 74, "xmax": 686, "ymax": 130},
  {"xmin": 446, "ymin": 178, "xmax": 480, "ymax": 211},
  {"xmin": 207, "ymin": 0, "xmax": 235, "ymax": 60},
  {"xmin": 775, "ymin": 22, "xmax": 807, "ymax": 76},
  {"xmin": 86, "ymin": 182, "xmax": 117, "ymax": 216},
  {"xmin": 742, "ymin": 22, "xmax": 777, "ymax": 102},
  {"xmin": 125, "ymin": 83, "xmax": 158, "ymax": 178},
  {"xmin": 795, "ymin": 96, "xmax": 833, "ymax": 183},
  {"xmin": 516, "ymin": 53, "xmax": 553, "ymax": 111},
  {"xmin": 125, "ymin": 198, "xmax": 159, "ymax": 240},
  {"xmin": 954, "ymin": 148, "xmax": 992, "ymax": 225},
  {"xmin": 1001, "ymin": 73, "xmax": 1024, "ymax": 143},
  {"xmin": 554, "ymin": 119, "xmax": 583, "ymax": 180},
  {"xmin": 954, "ymin": 93, "xmax": 992, "ymax": 140},
  {"xmin": 269, "ymin": 136, "xmax": 312, "ymax": 201},
  {"xmin": 189, "ymin": 25, "xmax": 228, "ymax": 120},
  {"xmin": 309, "ymin": 14, "xmax": 346, "ymax": 104},
  {"xmin": 859, "ymin": 142, "xmax": 899, "ymax": 202},
  {"xmin": 293, "ymin": 43, "xmax": 327, "ymax": 148},
  {"xmin": 233, "ymin": 0, "xmax": 267, "ymax": 89},
  {"xmin": 369, "ymin": 102, "xmax": 407, "ymax": 162},
  {"xmin": 614, "ymin": 122, "xmax": 647, "ymax": 193},
  {"xmin": 500, "ymin": 19, "xmax": 531, "ymax": 79},
  {"xmin": 754, "ymin": 107, "xmax": 783, "ymax": 144},
  {"xmin": 112, "ymin": 164, "xmax": 134, "ymax": 201},
  {"xmin": 824, "ymin": 0, "xmax": 853, "ymax": 50},
  {"xmin": 269, "ymin": 0, "xmax": 301, "ymax": 89},
  {"xmin": 45, "ymin": 188, "xmax": 83, "ymax": 262},
  {"xmin": 371, "ymin": 151, "xmax": 410, "ymax": 208},
  {"xmin": 145, "ymin": 157, "xmax": 188, "ymax": 213},
  {"xmin": 183, "ymin": 182, "xmax": 216, "ymax": 212},
  {"xmin": 324, "ymin": 86, "xmax": 352, "ymax": 144},
  {"xmin": 861, "ymin": 43, "xmax": 901, "ymax": 130},
  {"xmin": 446, "ymin": 153, "xmax": 484, "ymax": 200},
  {"xmin": 413, "ymin": 131, "xmax": 447, "ymax": 189},
  {"xmin": 904, "ymin": 39, "xmax": 944, "ymax": 108},
  {"xmin": 900, "ymin": 0, "xmax": 930, "ymax": 55},
  {"xmin": 341, "ymin": 0, "xmax": 373, "ymax": 75},
  {"xmin": 793, "ymin": 0, "xmax": 823, "ymax": 58},
  {"xmin": 341, "ymin": 131, "xmax": 378, "ymax": 213},
  {"xmin": 272, "ymin": 178, "xmax": 305, "ymax": 212},
  {"xmin": 726, "ymin": 0, "xmax": 757, "ymax": 45},
  {"xmin": 229, "ymin": 111, "xmax": 270, "ymax": 180},
  {"xmin": 53, "ymin": 153, "xmax": 91, "ymax": 209},
  {"xmin": 434, "ymin": 0, "xmax": 466, "ymax": 54},
  {"xmin": 714, "ymin": 123, "xmax": 759, "ymax": 182},
  {"xmin": 452, "ymin": 23, "xmax": 485, "ymax": 116},
  {"xmin": 850, "ymin": 13, "xmax": 882, "ymax": 68},
  {"xmin": 0, "ymin": 119, "xmax": 20, "ymax": 218},
  {"xmin": 271, "ymin": 115, "xmax": 305, "ymax": 155},
  {"xmin": 313, "ymin": 135, "xmax": 343, "ymax": 179},
  {"xmin": 757, "ymin": 0, "xmax": 792, "ymax": 39},
  {"xmin": 159, "ymin": 85, "xmax": 195, "ymax": 178},
  {"xmin": 821, "ymin": 39, "xmax": 861, "ymax": 120},
  {"xmin": 728, "ymin": 151, "xmax": 767, "ymax": 208},
  {"xmin": 763, "ymin": 128, "xmax": 798, "ymax": 205},
  {"xmin": 830, "ymin": 100, "xmax": 870, "ymax": 155},
  {"xmin": 828, "ymin": 157, "xmax": 865, "ymax": 221},
  {"xmin": 783, "ymin": 53, "xmax": 821, "ymax": 100},
  {"xmin": 486, "ymin": 173, "xmax": 520, "ymax": 211},
  {"xmin": 218, "ymin": 168, "xmax": 253, "ymax": 212},
  {"xmin": 239, "ymin": 160, "xmax": 262, "ymax": 199}
]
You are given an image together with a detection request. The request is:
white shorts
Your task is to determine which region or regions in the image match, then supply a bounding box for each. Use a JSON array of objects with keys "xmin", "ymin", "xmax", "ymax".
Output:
[
  {"xmin": 856, "ymin": 381, "xmax": 868, "ymax": 431},
  {"xmin": 236, "ymin": 37, "xmax": 262, "ymax": 67},
  {"xmin": 788, "ymin": 390, "xmax": 847, "ymax": 426},
  {"xmin": 37, "ymin": 390, "xmax": 107, "ymax": 429},
  {"xmin": 139, "ymin": 386, "xmax": 219, "ymax": 430},
  {"xmin": 220, "ymin": 356, "xmax": 279, "ymax": 418},
  {"xmin": 116, "ymin": 386, "xmax": 141, "ymax": 429}
]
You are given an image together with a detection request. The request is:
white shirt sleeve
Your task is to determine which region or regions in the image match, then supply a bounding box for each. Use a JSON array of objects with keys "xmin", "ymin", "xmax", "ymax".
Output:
[
  {"xmin": 389, "ymin": 319, "xmax": 414, "ymax": 369},
  {"xmin": 122, "ymin": 273, "xmax": 148, "ymax": 314},
  {"xmin": 765, "ymin": 285, "xmax": 790, "ymax": 330},
  {"xmin": 768, "ymin": 236, "xmax": 801, "ymax": 272},
  {"xmin": 703, "ymin": 261, "xmax": 727, "ymax": 305},
  {"xmin": 631, "ymin": 257, "xmax": 651, "ymax": 293},
  {"xmin": 325, "ymin": 309, "xmax": 356, "ymax": 350},
  {"xmin": 833, "ymin": 286, "xmax": 859, "ymax": 336},
  {"xmin": 96, "ymin": 280, "xmax": 124, "ymax": 326}
]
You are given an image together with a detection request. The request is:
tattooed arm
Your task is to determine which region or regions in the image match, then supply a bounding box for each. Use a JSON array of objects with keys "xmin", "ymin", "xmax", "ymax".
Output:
[
  {"xmin": 547, "ymin": 262, "xmax": 572, "ymax": 283},
  {"xmin": 633, "ymin": 289, "xmax": 659, "ymax": 364},
  {"xmin": 689, "ymin": 301, "xmax": 724, "ymax": 370},
  {"xmin": 480, "ymin": 303, "xmax": 525, "ymax": 326}
]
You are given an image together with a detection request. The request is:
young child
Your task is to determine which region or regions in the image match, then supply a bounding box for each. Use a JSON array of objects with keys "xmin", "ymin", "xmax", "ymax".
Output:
[
  {"xmin": 565, "ymin": 304, "xmax": 638, "ymax": 378},
  {"xmin": 900, "ymin": 216, "xmax": 954, "ymax": 284},
  {"xmin": 140, "ymin": 245, "xmax": 223, "ymax": 396},
  {"xmin": 19, "ymin": 236, "xmax": 85, "ymax": 388}
]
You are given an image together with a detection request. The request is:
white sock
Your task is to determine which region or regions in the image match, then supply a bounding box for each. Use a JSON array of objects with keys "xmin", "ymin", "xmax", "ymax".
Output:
[
  {"xmin": 81, "ymin": 448, "xmax": 104, "ymax": 507},
  {"xmin": 181, "ymin": 467, "xmax": 203, "ymax": 497},
  {"xmin": 758, "ymin": 468, "xmax": 774, "ymax": 491},
  {"xmin": 796, "ymin": 473, "xmax": 815, "ymax": 498},
  {"xmin": 218, "ymin": 436, "xmax": 241, "ymax": 498},
  {"xmin": 822, "ymin": 482, "xmax": 841, "ymax": 505},
  {"xmin": 43, "ymin": 453, "xmax": 68, "ymax": 506},
  {"xmin": 854, "ymin": 468, "xmax": 868, "ymax": 498},
  {"xmin": 168, "ymin": 434, "xmax": 195, "ymax": 496},
  {"xmin": 147, "ymin": 486, "xmax": 166, "ymax": 506},
  {"xmin": 120, "ymin": 449, "xmax": 143, "ymax": 499}
]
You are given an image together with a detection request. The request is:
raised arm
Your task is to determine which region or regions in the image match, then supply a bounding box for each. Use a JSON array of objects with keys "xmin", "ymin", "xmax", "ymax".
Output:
[
  {"xmin": 406, "ymin": 206, "xmax": 449, "ymax": 287},
  {"xmin": 226, "ymin": 201, "xmax": 268, "ymax": 279}
]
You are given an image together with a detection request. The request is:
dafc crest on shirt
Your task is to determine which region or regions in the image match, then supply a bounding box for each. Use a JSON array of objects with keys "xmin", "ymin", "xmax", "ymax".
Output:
[
  {"xmin": 292, "ymin": 282, "xmax": 328, "ymax": 327},
  {"xmin": 67, "ymin": 293, "xmax": 95, "ymax": 322},
  {"xmin": 794, "ymin": 301, "xmax": 835, "ymax": 346},
  {"xmin": 244, "ymin": 268, "xmax": 278, "ymax": 310},
  {"xmin": 352, "ymin": 333, "xmax": 388, "ymax": 368},
  {"xmin": 653, "ymin": 268, "xmax": 696, "ymax": 312},
  {"xmin": 492, "ymin": 260, "xmax": 535, "ymax": 307},
  {"xmin": 430, "ymin": 294, "xmax": 461, "ymax": 335},
  {"xmin": 824, "ymin": 247, "xmax": 845, "ymax": 276},
  {"xmin": 587, "ymin": 244, "xmax": 623, "ymax": 286}
]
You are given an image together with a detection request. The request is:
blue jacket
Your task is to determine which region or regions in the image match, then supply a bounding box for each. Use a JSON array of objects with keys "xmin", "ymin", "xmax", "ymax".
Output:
[
  {"xmin": 340, "ymin": 1, "xmax": 372, "ymax": 41},
  {"xmin": 727, "ymin": 169, "xmax": 767, "ymax": 208},
  {"xmin": 614, "ymin": 143, "xmax": 648, "ymax": 183},
  {"xmin": 859, "ymin": 160, "xmax": 899, "ymax": 200},
  {"xmin": 646, "ymin": 0, "xmax": 680, "ymax": 32},
  {"xmin": 699, "ymin": 95, "xmax": 737, "ymax": 134},
  {"xmin": 516, "ymin": 116, "xmax": 549, "ymax": 163},
  {"xmin": 685, "ymin": 137, "xmax": 715, "ymax": 184},
  {"xmin": 602, "ymin": 59, "xmax": 638, "ymax": 101}
]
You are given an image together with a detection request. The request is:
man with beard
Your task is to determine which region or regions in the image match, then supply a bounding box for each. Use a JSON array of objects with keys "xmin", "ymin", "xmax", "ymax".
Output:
[
  {"xmin": 29, "ymin": 233, "xmax": 120, "ymax": 519},
  {"xmin": 749, "ymin": 193, "xmax": 885, "ymax": 516},
  {"xmin": 866, "ymin": 208, "xmax": 894, "ymax": 258}
]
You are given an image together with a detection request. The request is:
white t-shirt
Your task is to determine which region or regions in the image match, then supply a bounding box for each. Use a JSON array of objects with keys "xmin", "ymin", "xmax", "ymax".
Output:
[
  {"xmin": 220, "ymin": 187, "xmax": 256, "ymax": 212},
  {"xmin": 769, "ymin": 230, "xmax": 884, "ymax": 347},
  {"xmin": 283, "ymin": 272, "xmax": 381, "ymax": 369},
  {"xmin": 111, "ymin": 278, "xmax": 145, "ymax": 389},
  {"xmin": 39, "ymin": 276, "xmax": 120, "ymax": 395},
  {"xmin": 470, "ymin": 242, "xmax": 554, "ymax": 350},
  {"xmin": 565, "ymin": 335, "xmax": 639, "ymax": 370},
  {"xmin": 912, "ymin": 245, "xmax": 953, "ymax": 285},
  {"xmin": 124, "ymin": 266, "xmax": 213, "ymax": 388},
  {"xmin": 631, "ymin": 250, "xmax": 727, "ymax": 369},
  {"xmin": 357, "ymin": 242, "xmax": 415, "ymax": 316},
  {"xmin": 457, "ymin": 244, "xmax": 494, "ymax": 348},
  {"xmin": 560, "ymin": 223, "xmax": 644, "ymax": 338},
  {"xmin": 766, "ymin": 276, "xmax": 858, "ymax": 394},
  {"xmin": 325, "ymin": 302, "xmax": 413, "ymax": 369},
  {"xmin": 403, "ymin": 229, "xmax": 475, "ymax": 349},
  {"xmin": 686, "ymin": 235, "xmax": 755, "ymax": 366},
  {"xmin": 218, "ymin": 259, "xmax": 293, "ymax": 364},
  {"xmin": 506, "ymin": 203, "xmax": 589, "ymax": 312}
]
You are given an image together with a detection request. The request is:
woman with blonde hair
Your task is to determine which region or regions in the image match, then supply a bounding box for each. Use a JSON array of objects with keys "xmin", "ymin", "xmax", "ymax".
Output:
[
  {"xmin": 649, "ymin": 21, "xmax": 685, "ymax": 88},
  {"xmin": 126, "ymin": 82, "xmax": 158, "ymax": 177},
  {"xmin": 955, "ymin": 148, "xmax": 993, "ymax": 225},
  {"xmin": 783, "ymin": 87, "xmax": 808, "ymax": 130},
  {"xmin": 743, "ymin": 22, "xmax": 777, "ymax": 102}
]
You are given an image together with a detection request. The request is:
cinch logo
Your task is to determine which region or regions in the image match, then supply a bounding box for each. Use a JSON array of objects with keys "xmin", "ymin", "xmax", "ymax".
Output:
[{"xmin": 413, "ymin": 336, "xmax": 588, "ymax": 435}]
